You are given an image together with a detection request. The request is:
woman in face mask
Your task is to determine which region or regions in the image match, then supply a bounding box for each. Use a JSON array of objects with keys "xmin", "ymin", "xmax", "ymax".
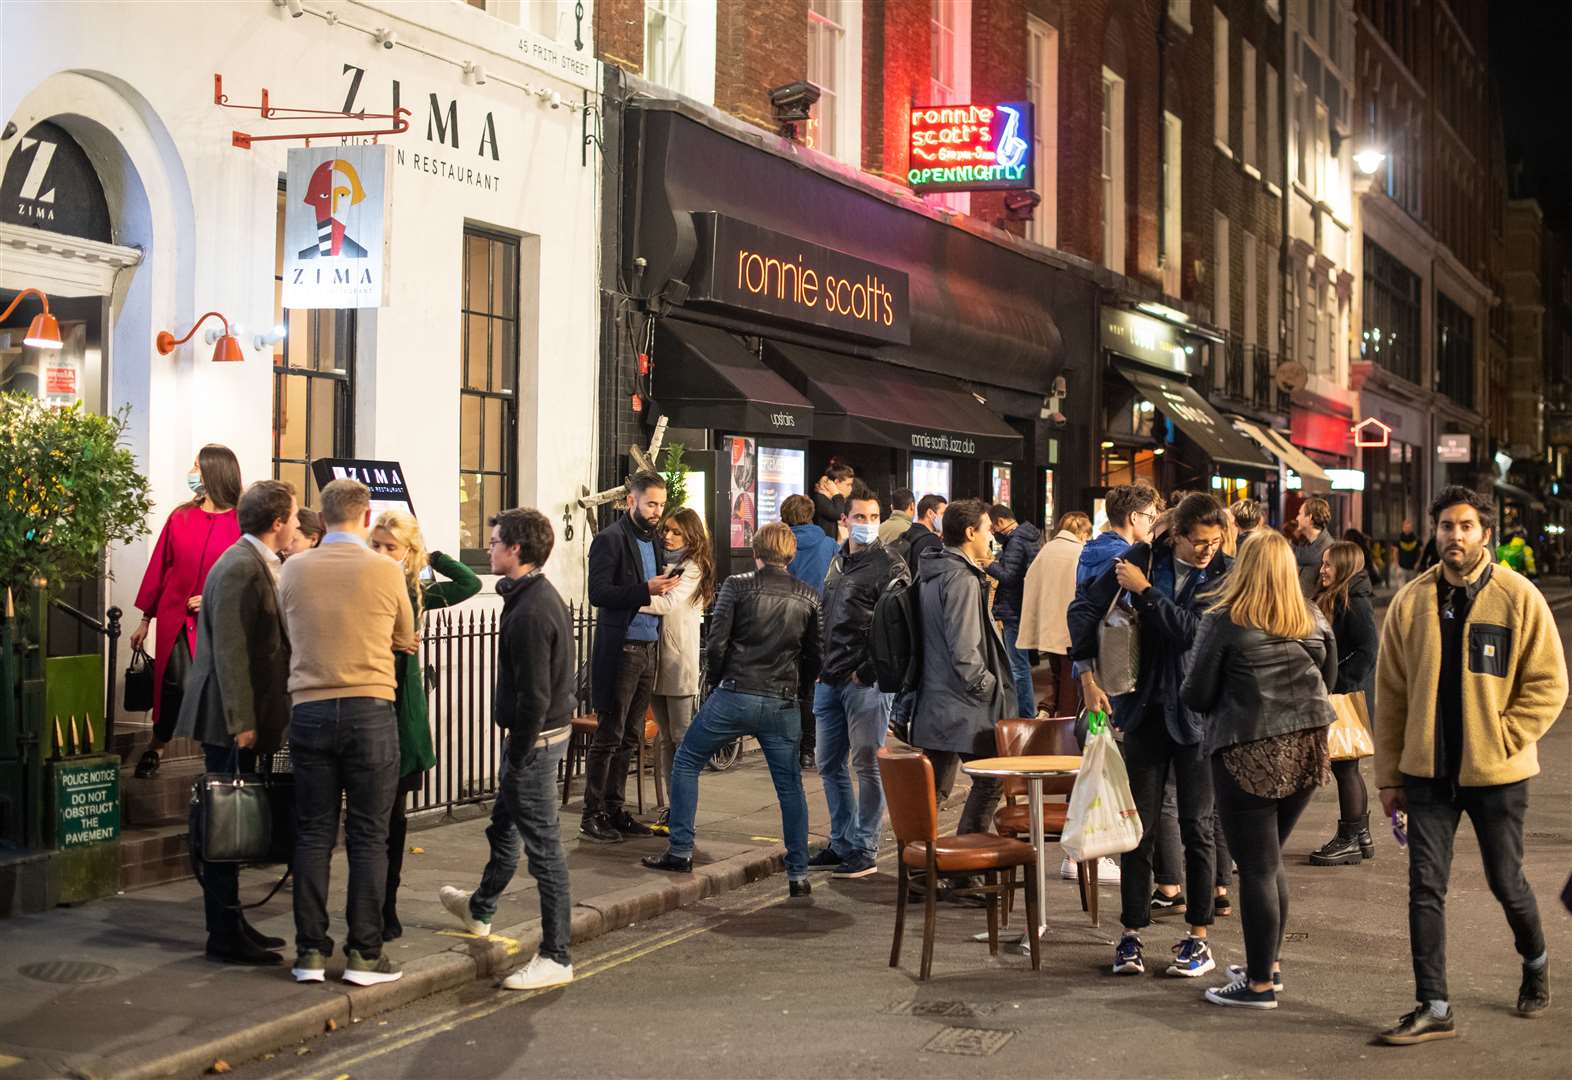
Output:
[
  {"xmin": 637, "ymin": 508, "xmax": 716, "ymax": 818},
  {"xmin": 128, "ymin": 444, "xmax": 243, "ymax": 777}
]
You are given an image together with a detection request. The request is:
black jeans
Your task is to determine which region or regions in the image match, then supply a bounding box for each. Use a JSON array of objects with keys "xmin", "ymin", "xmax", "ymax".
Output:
[
  {"xmin": 928, "ymin": 749, "xmax": 1004, "ymax": 835},
  {"xmin": 290, "ymin": 698, "xmax": 399, "ymax": 959},
  {"xmin": 378, "ymin": 772, "xmax": 423, "ymax": 925},
  {"xmin": 1330, "ymin": 758, "xmax": 1369, "ymax": 820},
  {"xmin": 1405, "ymin": 776, "xmax": 1545, "ymax": 1002},
  {"xmin": 1119, "ymin": 715, "xmax": 1215, "ymax": 930},
  {"xmin": 199, "ymin": 742, "xmax": 257, "ymax": 939},
  {"xmin": 1213, "ymin": 760, "xmax": 1316, "ymax": 984},
  {"xmin": 584, "ymin": 641, "xmax": 657, "ymax": 818}
]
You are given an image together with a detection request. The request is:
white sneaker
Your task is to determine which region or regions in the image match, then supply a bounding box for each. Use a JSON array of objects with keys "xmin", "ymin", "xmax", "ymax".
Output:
[
  {"xmin": 1098, "ymin": 857, "xmax": 1122, "ymax": 884},
  {"xmin": 1060, "ymin": 856, "xmax": 1078, "ymax": 880},
  {"xmin": 438, "ymin": 885, "xmax": 492, "ymax": 937},
  {"xmin": 501, "ymin": 953, "xmax": 573, "ymax": 991}
]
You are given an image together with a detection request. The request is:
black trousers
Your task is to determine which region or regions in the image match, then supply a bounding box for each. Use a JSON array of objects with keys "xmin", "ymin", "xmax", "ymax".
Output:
[
  {"xmin": 1405, "ymin": 776, "xmax": 1545, "ymax": 1002},
  {"xmin": 1119, "ymin": 715, "xmax": 1215, "ymax": 930},
  {"xmin": 1214, "ymin": 761, "xmax": 1316, "ymax": 984},
  {"xmin": 199, "ymin": 743, "xmax": 257, "ymax": 939},
  {"xmin": 584, "ymin": 641, "xmax": 657, "ymax": 818},
  {"xmin": 928, "ymin": 749, "xmax": 1004, "ymax": 836},
  {"xmin": 379, "ymin": 772, "xmax": 423, "ymax": 923}
]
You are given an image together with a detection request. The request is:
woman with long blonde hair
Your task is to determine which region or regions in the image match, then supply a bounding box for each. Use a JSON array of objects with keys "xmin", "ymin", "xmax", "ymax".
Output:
[
  {"xmin": 367, "ymin": 509, "xmax": 481, "ymax": 938},
  {"xmin": 1181, "ymin": 529, "xmax": 1338, "ymax": 1010}
]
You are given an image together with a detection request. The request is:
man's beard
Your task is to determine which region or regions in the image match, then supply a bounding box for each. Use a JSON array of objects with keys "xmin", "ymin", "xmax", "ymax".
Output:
[{"xmin": 628, "ymin": 509, "xmax": 659, "ymax": 539}]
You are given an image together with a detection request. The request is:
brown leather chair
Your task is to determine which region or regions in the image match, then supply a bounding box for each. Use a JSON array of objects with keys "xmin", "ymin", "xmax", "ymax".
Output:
[
  {"xmin": 877, "ymin": 747, "xmax": 1040, "ymax": 980},
  {"xmin": 559, "ymin": 712, "xmax": 663, "ymax": 813},
  {"xmin": 992, "ymin": 716, "xmax": 1098, "ymax": 927}
]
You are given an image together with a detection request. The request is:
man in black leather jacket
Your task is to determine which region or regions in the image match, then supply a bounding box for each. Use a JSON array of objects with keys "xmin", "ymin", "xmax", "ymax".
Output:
[
  {"xmin": 642, "ymin": 523, "xmax": 822, "ymax": 897},
  {"xmin": 811, "ymin": 481, "xmax": 911, "ymax": 880}
]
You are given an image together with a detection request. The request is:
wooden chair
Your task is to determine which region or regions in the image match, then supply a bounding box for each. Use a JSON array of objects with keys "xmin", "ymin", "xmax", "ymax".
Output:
[
  {"xmin": 878, "ymin": 747, "xmax": 1040, "ymax": 981},
  {"xmin": 560, "ymin": 712, "xmax": 662, "ymax": 814},
  {"xmin": 992, "ymin": 716, "xmax": 1098, "ymax": 927}
]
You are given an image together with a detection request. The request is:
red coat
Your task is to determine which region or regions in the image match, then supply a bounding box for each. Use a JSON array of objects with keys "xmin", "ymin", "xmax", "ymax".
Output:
[{"xmin": 133, "ymin": 504, "xmax": 241, "ymax": 729}]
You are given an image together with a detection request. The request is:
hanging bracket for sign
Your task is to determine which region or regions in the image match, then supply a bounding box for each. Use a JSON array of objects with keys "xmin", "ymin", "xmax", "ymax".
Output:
[{"xmin": 214, "ymin": 74, "xmax": 411, "ymax": 150}]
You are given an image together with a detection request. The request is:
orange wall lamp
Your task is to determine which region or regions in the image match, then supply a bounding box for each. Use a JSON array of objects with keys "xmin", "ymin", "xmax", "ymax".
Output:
[
  {"xmin": 0, "ymin": 287, "xmax": 64, "ymax": 349},
  {"xmin": 156, "ymin": 311, "xmax": 244, "ymax": 363}
]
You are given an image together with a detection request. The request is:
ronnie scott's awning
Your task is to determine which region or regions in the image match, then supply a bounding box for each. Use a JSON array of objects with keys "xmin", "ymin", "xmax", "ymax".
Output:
[
  {"xmin": 764, "ymin": 340, "xmax": 1023, "ymax": 460},
  {"xmin": 1110, "ymin": 363, "xmax": 1272, "ymax": 473},
  {"xmin": 1233, "ymin": 418, "xmax": 1333, "ymax": 493},
  {"xmin": 653, "ymin": 319, "xmax": 814, "ymax": 436}
]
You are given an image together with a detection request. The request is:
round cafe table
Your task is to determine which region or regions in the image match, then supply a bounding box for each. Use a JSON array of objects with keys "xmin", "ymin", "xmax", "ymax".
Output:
[{"xmin": 962, "ymin": 755, "xmax": 1082, "ymax": 940}]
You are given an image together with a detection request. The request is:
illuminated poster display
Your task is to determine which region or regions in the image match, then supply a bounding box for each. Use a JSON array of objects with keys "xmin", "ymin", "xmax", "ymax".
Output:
[
  {"xmin": 991, "ymin": 464, "xmax": 1012, "ymax": 506},
  {"xmin": 756, "ymin": 446, "xmax": 805, "ymax": 525},
  {"xmin": 911, "ymin": 456, "xmax": 953, "ymax": 503},
  {"xmin": 907, "ymin": 102, "xmax": 1035, "ymax": 193},
  {"xmin": 1043, "ymin": 470, "xmax": 1055, "ymax": 529},
  {"xmin": 727, "ymin": 436, "xmax": 757, "ymax": 549}
]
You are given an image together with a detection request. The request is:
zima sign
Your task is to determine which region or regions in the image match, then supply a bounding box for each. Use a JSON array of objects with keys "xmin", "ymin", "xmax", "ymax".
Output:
[
  {"xmin": 282, "ymin": 145, "xmax": 392, "ymax": 308},
  {"xmin": 907, "ymin": 102, "xmax": 1034, "ymax": 193}
]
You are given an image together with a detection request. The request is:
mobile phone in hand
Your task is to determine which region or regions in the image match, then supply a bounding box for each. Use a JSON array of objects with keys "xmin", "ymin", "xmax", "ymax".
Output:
[
  {"xmin": 1391, "ymin": 810, "xmax": 1408, "ymax": 848},
  {"xmin": 664, "ymin": 563, "xmax": 684, "ymax": 578}
]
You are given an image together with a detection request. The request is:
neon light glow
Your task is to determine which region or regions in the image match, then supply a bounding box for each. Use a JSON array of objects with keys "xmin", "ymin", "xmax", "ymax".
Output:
[
  {"xmin": 907, "ymin": 101, "xmax": 1035, "ymax": 193},
  {"xmin": 1351, "ymin": 416, "xmax": 1392, "ymax": 448}
]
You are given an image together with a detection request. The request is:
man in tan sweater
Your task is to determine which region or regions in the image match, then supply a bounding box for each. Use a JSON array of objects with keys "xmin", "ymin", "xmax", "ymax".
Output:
[{"xmin": 280, "ymin": 479, "xmax": 415, "ymax": 988}]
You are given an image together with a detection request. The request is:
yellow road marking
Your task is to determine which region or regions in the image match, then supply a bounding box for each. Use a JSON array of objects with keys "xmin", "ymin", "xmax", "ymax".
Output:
[{"xmin": 0, "ymin": 1054, "xmax": 25, "ymax": 1070}]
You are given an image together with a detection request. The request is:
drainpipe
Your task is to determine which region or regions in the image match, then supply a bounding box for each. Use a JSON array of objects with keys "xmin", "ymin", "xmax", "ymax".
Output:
[{"xmin": 1157, "ymin": 9, "xmax": 1169, "ymax": 282}]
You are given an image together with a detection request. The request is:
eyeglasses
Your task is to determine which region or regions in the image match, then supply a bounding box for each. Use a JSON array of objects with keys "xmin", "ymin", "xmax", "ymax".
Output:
[
  {"xmin": 487, "ymin": 537, "xmax": 506, "ymax": 548},
  {"xmin": 1132, "ymin": 509, "xmax": 1158, "ymax": 524}
]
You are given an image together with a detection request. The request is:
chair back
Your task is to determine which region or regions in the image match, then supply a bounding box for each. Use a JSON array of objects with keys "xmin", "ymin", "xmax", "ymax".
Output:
[
  {"xmin": 877, "ymin": 748, "xmax": 938, "ymax": 845},
  {"xmin": 994, "ymin": 718, "xmax": 1038, "ymax": 799},
  {"xmin": 1027, "ymin": 716, "xmax": 1080, "ymax": 796}
]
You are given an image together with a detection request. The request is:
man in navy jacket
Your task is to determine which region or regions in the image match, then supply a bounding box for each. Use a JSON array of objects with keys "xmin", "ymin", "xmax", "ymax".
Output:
[
  {"xmin": 1068, "ymin": 493, "xmax": 1232, "ymax": 981},
  {"xmin": 581, "ymin": 471, "xmax": 680, "ymax": 843}
]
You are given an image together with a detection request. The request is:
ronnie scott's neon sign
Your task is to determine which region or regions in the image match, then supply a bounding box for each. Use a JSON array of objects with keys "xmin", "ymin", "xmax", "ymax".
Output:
[{"xmin": 907, "ymin": 102, "xmax": 1035, "ymax": 193}]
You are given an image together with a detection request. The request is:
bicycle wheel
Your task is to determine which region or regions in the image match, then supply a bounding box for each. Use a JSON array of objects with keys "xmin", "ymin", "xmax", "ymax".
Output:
[{"xmin": 706, "ymin": 738, "xmax": 743, "ymax": 772}]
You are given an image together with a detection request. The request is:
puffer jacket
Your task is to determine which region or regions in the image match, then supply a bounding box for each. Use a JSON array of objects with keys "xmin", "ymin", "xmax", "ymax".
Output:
[
  {"xmin": 819, "ymin": 541, "xmax": 909, "ymax": 686},
  {"xmin": 911, "ymin": 547, "xmax": 1014, "ymax": 755},
  {"xmin": 986, "ymin": 521, "xmax": 1043, "ymax": 622},
  {"xmin": 704, "ymin": 565, "xmax": 822, "ymax": 703},
  {"xmin": 1180, "ymin": 605, "xmax": 1339, "ymax": 755}
]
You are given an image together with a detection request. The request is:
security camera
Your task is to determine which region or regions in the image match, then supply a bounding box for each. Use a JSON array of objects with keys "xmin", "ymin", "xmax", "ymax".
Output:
[
  {"xmin": 768, "ymin": 81, "xmax": 821, "ymax": 124},
  {"xmin": 465, "ymin": 62, "xmax": 487, "ymax": 85},
  {"xmin": 549, "ymin": 90, "xmax": 563, "ymax": 109},
  {"xmin": 374, "ymin": 28, "xmax": 398, "ymax": 50},
  {"xmin": 274, "ymin": 0, "xmax": 304, "ymax": 16}
]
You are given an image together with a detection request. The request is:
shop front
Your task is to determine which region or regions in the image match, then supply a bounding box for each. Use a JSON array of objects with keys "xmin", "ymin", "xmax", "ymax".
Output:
[
  {"xmin": 1355, "ymin": 385, "xmax": 1428, "ymax": 544},
  {"xmin": 616, "ymin": 97, "xmax": 1094, "ymax": 575},
  {"xmin": 1095, "ymin": 305, "xmax": 1272, "ymax": 512}
]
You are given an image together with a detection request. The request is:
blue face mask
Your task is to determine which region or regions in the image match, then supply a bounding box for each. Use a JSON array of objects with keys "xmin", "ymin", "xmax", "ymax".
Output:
[
  {"xmin": 187, "ymin": 470, "xmax": 203, "ymax": 494},
  {"xmin": 850, "ymin": 522, "xmax": 879, "ymax": 546}
]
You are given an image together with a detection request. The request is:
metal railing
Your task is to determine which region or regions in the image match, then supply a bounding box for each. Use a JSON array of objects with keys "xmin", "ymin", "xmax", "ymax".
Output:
[{"xmin": 407, "ymin": 600, "xmax": 595, "ymax": 817}]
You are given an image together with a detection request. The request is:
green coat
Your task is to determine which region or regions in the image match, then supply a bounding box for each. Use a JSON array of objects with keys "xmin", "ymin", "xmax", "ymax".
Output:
[{"xmin": 396, "ymin": 551, "xmax": 482, "ymax": 778}]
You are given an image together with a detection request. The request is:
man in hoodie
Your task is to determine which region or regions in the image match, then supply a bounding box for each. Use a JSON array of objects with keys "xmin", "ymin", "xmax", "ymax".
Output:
[
  {"xmin": 808, "ymin": 481, "xmax": 910, "ymax": 880},
  {"xmin": 986, "ymin": 504, "xmax": 1045, "ymax": 718},
  {"xmin": 1069, "ymin": 492, "xmax": 1232, "ymax": 981},
  {"xmin": 902, "ymin": 494, "xmax": 947, "ymax": 574},
  {"xmin": 783, "ymin": 493, "xmax": 835, "ymax": 769},
  {"xmin": 1077, "ymin": 483, "xmax": 1161, "ymax": 590},
  {"xmin": 439, "ymin": 508, "xmax": 576, "ymax": 992}
]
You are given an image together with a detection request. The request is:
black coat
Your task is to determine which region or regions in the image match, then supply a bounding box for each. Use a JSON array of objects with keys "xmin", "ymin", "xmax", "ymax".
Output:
[
  {"xmin": 812, "ymin": 491, "xmax": 845, "ymax": 539},
  {"xmin": 902, "ymin": 521, "xmax": 943, "ymax": 576},
  {"xmin": 588, "ymin": 512, "xmax": 656, "ymax": 715},
  {"xmin": 1327, "ymin": 573, "xmax": 1378, "ymax": 695},
  {"xmin": 986, "ymin": 521, "xmax": 1043, "ymax": 622},
  {"xmin": 495, "ymin": 572, "xmax": 576, "ymax": 750},
  {"xmin": 912, "ymin": 547, "xmax": 1014, "ymax": 754},
  {"xmin": 820, "ymin": 541, "xmax": 910, "ymax": 685},
  {"xmin": 705, "ymin": 566, "xmax": 823, "ymax": 703}
]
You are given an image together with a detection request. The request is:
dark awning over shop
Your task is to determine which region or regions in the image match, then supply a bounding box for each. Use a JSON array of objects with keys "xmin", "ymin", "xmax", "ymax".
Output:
[
  {"xmin": 1112, "ymin": 363, "xmax": 1272, "ymax": 473},
  {"xmin": 653, "ymin": 319, "xmax": 814, "ymax": 436},
  {"xmin": 765, "ymin": 341, "xmax": 1023, "ymax": 460}
]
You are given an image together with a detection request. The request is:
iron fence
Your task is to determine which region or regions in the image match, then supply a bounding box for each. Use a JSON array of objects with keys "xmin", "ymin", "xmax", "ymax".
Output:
[{"xmin": 407, "ymin": 600, "xmax": 595, "ymax": 817}]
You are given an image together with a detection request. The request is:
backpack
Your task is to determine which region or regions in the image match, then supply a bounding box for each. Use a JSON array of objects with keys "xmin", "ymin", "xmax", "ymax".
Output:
[{"xmin": 871, "ymin": 576, "xmax": 922, "ymax": 694}]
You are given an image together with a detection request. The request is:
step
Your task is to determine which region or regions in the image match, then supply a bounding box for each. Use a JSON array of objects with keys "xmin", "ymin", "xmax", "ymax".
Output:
[
  {"xmin": 118, "ymin": 823, "xmax": 192, "ymax": 891},
  {"xmin": 120, "ymin": 758, "xmax": 204, "ymax": 827}
]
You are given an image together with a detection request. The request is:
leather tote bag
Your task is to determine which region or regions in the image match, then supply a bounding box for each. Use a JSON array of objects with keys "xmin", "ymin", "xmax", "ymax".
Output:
[{"xmin": 123, "ymin": 645, "xmax": 155, "ymax": 713}]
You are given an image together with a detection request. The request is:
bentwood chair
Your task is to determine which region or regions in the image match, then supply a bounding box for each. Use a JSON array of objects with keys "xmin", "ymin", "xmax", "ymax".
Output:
[
  {"xmin": 560, "ymin": 712, "xmax": 662, "ymax": 814},
  {"xmin": 877, "ymin": 747, "xmax": 1041, "ymax": 980},
  {"xmin": 992, "ymin": 716, "xmax": 1098, "ymax": 926}
]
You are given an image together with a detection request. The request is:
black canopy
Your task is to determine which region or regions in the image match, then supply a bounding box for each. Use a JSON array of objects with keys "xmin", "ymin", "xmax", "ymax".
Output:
[
  {"xmin": 1112, "ymin": 362, "xmax": 1272, "ymax": 473},
  {"xmin": 654, "ymin": 319, "xmax": 814, "ymax": 436}
]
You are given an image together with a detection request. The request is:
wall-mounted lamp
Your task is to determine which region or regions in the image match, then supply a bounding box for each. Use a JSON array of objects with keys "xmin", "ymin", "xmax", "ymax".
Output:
[
  {"xmin": 372, "ymin": 27, "xmax": 398, "ymax": 50},
  {"xmin": 0, "ymin": 287, "xmax": 64, "ymax": 349},
  {"xmin": 157, "ymin": 311, "xmax": 244, "ymax": 363},
  {"xmin": 465, "ymin": 62, "xmax": 488, "ymax": 86},
  {"xmin": 273, "ymin": 0, "xmax": 304, "ymax": 16},
  {"xmin": 254, "ymin": 323, "xmax": 287, "ymax": 352},
  {"xmin": 1353, "ymin": 148, "xmax": 1387, "ymax": 176}
]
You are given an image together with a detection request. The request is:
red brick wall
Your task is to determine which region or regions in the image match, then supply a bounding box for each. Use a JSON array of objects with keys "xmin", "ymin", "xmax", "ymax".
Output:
[
  {"xmin": 970, "ymin": 0, "xmax": 1029, "ymax": 230},
  {"xmin": 866, "ymin": 0, "xmax": 930, "ymax": 184},
  {"xmin": 716, "ymin": 0, "xmax": 809, "ymax": 130},
  {"xmin": 597, "ymin": 0, "xmax": 644, "ymax": 75}
]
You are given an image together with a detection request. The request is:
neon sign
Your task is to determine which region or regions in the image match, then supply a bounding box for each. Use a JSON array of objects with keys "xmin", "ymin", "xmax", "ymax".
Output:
[
  {"xmin": 1352, "ymin": 416, "xmax": 1392, "ymax": 448},
  {"xmin": 907, "ymin": 102, "xmax": 1035, "ymax": 193}
]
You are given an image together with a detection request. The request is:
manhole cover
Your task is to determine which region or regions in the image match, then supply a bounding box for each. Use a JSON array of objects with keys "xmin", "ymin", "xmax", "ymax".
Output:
[
  {"xmin": 922, "ymin": 1027, "xmax": 1015, "ymax": 1057},
  {"xmin": 884, "ymin": 999, "xmax": 1000, "ymax": 1018},
  {"xmin": 18, "ymin": 961, "xmax": 118, "ymax": 985}
]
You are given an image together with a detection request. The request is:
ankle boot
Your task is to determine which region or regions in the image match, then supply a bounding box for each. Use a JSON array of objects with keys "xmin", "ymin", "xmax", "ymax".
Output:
[
  {"xmin": 1309, "ymin": 820, "xmax": 1364, "ymax": 866},
  {"xmin": 1354, "ymin": 813, "xmax": 1375, "ymax": 860}
]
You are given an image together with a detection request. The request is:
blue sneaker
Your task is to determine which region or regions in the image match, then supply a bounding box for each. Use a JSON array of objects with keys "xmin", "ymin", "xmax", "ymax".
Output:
[
  {"xmin": 1112, "ymin": 934, "xmax": 1145, "ymax": 975},
  {"xmin": 1205, "ymin": 976, "xmax": 1277, "ymax": 1009},
  {"xmin": 1167, "ymin": 936, "xmax": 1216, "ymax": 978},
  {"xmin": 831, "ymin": 853, "xmax": 878, "ymax": 879},
  {"xmin": 1227, "ymin": 964, "xmax": 1284, "ymax": 994}
]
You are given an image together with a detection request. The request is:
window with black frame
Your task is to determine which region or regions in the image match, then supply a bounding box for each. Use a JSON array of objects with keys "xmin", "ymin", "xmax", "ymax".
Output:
[
  {"xmin": 459, "ymin": 227, "xmax": 519, "ymax": 565},
  {"xmin": 273, "ymin": 187, "xmax": 354, "ymax": 504}
]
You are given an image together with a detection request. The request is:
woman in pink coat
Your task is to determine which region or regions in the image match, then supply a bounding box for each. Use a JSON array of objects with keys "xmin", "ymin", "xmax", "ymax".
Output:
[{"xmin": 128, "ymin": 444, "xmax": 243, "ymax": 777}]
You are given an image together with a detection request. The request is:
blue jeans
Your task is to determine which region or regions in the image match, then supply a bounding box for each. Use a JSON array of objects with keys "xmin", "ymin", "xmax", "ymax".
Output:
[
  {"xmin": 470, "ymin": 736, "xmax": 572, "ymax": 965},
  {"xmin": 667, "ymin": 689, "xmax": 809, "ymax": 880},
  {"xmin": 1001, "ymin": 620, "xmax": 1037, "ymax": 718},
  {"xmin": 290, "ymin": 698, "xmax": 400, "ymax": 958},
  {"xmin": 813, "ymin": 680, "xmax": 889, "ymax": 860}
]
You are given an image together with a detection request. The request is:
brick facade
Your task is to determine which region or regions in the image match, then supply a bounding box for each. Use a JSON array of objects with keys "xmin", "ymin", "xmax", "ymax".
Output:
[{"xmin": 715, "ymin": 1, "xmax": 808, "ymax": 130}]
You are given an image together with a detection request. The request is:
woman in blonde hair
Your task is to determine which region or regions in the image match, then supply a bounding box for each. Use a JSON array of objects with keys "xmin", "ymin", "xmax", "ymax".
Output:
[
  {"xmin": 1181, "ymin": 529, "xmax": 1337, "ymax": 1010},
  {"xmin": 367, "ymin": 510, "xmax": 481, "ymax": 938}
]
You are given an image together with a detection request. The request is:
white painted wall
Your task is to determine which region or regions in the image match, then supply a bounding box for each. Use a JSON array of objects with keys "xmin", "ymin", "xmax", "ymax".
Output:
[{"xmin": 0, "ymin": 0, "xmax": 602, "ymax": 608}]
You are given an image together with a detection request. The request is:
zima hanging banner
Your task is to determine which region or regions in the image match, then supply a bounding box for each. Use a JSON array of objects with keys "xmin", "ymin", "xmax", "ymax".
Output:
[{"xmin": 282, "ymin": 145, "xmax": 392, "ymax": 308}]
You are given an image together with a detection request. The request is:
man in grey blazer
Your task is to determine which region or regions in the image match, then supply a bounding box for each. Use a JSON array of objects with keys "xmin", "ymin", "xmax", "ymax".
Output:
[{"xmin": 176, "ymin": 479, "xmax": 298, "ymax": 965}]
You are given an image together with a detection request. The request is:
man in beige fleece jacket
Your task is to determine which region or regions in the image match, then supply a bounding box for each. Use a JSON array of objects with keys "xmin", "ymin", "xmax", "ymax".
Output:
[
  {"xmin": 280, "ymin": 479, "xmax": 416, "ymax": 988},
  {"xmin": 1374, "ymin": 486, "xmax": 1566, "ymax": 1045}
]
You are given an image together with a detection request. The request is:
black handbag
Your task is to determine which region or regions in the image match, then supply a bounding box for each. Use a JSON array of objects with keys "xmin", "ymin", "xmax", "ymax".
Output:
[
  {"xmin": 189, "ymin": 750, "xmax": 294, "ymax": 865},
  {"xmin": 161, "ymin": 625, "xmax": 192, "ymax": 717},
  {"xmin": 123, "ymin": 646, "xmax": 155, "ymax": 712}
]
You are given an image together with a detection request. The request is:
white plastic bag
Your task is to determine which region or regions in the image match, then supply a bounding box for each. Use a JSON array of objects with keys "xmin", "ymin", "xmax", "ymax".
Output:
[{"xmin": 1060, "ymin": 714, "xmax": 1143, "ymax": 862}]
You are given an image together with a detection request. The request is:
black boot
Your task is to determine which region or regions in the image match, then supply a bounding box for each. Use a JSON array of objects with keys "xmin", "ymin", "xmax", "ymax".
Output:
[
  {"xmin": 1309, "ymin": 820, "xmax": 1364, "ymax": 866},
  {"xmin": 1354, "ymin": 813, "xmax": 1375, "ymax": 860}
]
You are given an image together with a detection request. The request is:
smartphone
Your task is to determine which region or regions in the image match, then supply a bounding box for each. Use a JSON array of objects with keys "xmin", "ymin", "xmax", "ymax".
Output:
[
  {"xmin": 1391, "ymin": 810, "xmax": 1408, "ymax": 848},
  {"xmin": 663, "ymin": 563, "xmax": 684, "ymax": 578}
]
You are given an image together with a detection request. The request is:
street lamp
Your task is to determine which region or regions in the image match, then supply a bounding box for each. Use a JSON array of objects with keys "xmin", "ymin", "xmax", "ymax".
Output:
[
  {"xmin": 1353, "ymin": 147, "xmax": 1387, "ymax": 176},
  {"xmin": 0, "ymin": 287, "xmax": 64, "ymax": 349},
  {"xmin": 156, "ymin": 311, "xmax": 245, "ymax": 363}
]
